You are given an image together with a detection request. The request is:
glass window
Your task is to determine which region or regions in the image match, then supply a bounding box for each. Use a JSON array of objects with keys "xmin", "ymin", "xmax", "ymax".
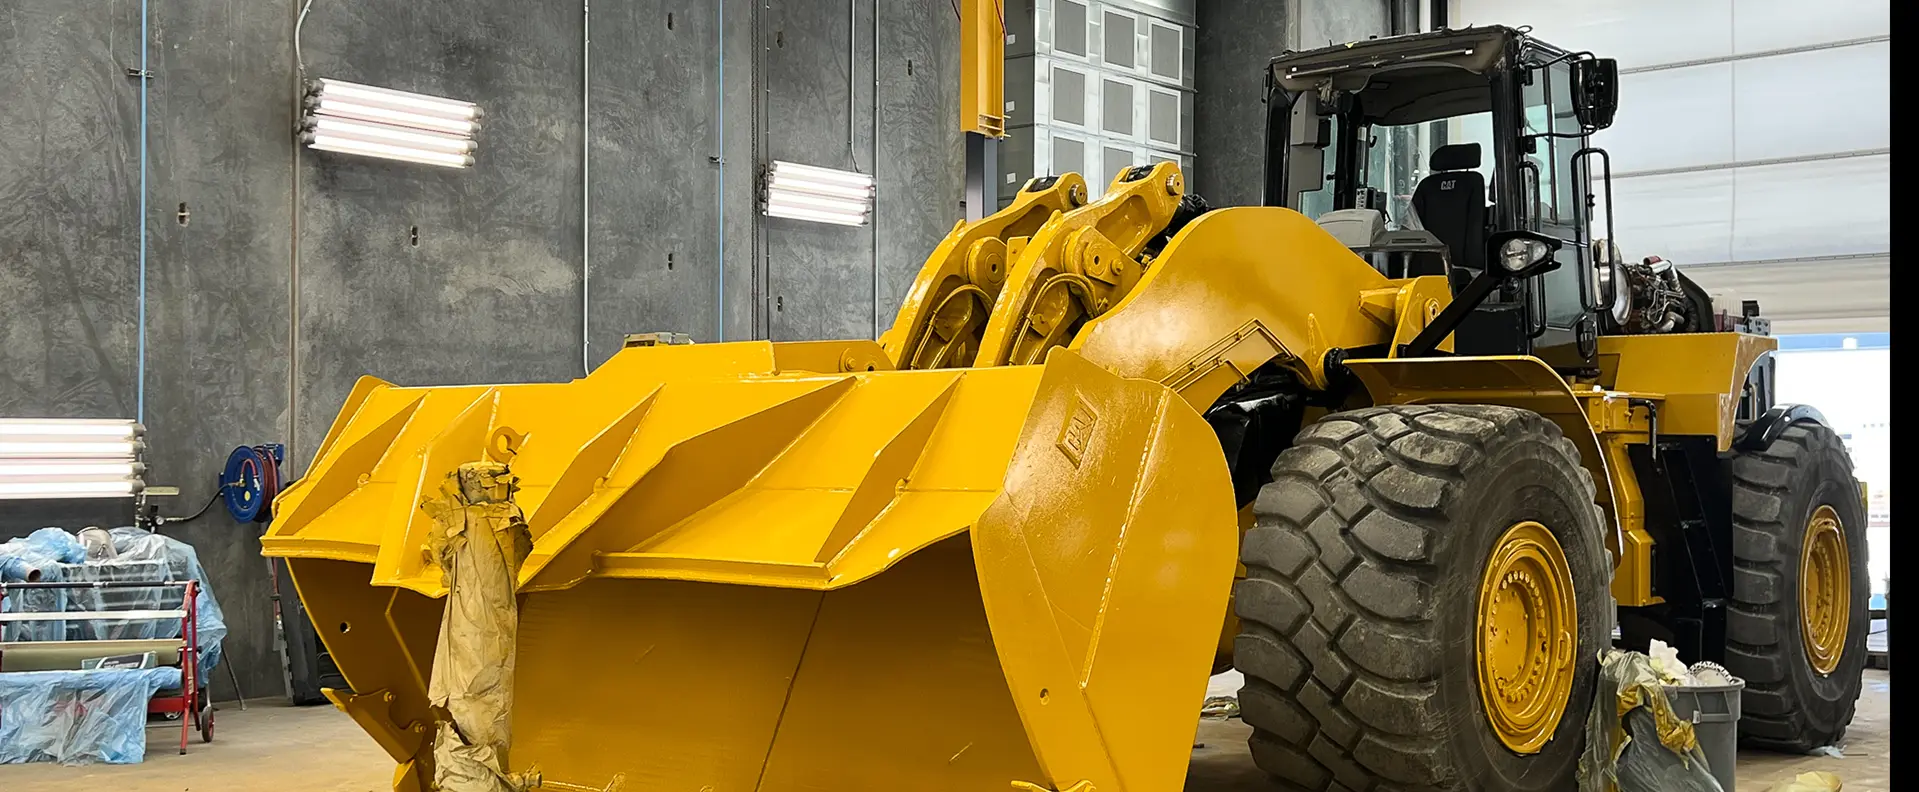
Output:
[
  {"xmin": 1149, "ymin": 23, "xmax": 1181, "ymax": 81},
  {"xmin": 1523, "ymin": 60, "xmax": 1591, "ymax": 327},
  {"xmin": 1370, "ymin": 112, "xmax": 1495, "ymax": 229},
  {"xmin": 1103, "ymin": 79, "xmax": 1134, "ymax": 134},
  {"xmin": 1054, "ymin": 1, "xmax": 1088, "ymax": 56},
  {"xmin": 1103, "ymin": 11, "xmax": 1135, "ymax": 68},
  {"xmin": 1052, "ymin": 67, "xmax": 1088, "ymax": 126},
  {"xmin": 1521, "ymin": 62, "xmax": 1584, "ymax": 229},
  {"xmin": 1297, "ymin": 110, "xmax": 1497, "ymax": 228},
  {"xmin": 1148, "ymin": 90, "xmax": 1179, "ymax": 146}
]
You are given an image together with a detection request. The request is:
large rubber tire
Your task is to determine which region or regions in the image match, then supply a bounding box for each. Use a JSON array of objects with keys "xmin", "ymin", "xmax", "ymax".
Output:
[
  {"xmin": 1724, "ymin": 420, "xmax": 1869, "ymax": 752},
  {"xmin": 1235, "ymin": 405, "xmax": 1613, "ymax": 791}
]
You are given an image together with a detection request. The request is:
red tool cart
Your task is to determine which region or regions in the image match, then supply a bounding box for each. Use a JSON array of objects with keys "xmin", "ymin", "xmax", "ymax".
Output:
[{"xmin": 0, "ymin": 580, "xmax": 214, "ymax": 754}]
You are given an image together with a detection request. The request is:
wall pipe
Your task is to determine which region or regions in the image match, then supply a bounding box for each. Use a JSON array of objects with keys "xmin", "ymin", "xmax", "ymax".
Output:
[
  {"xmin": 289, "ymin": 0, "xmax": 313, "ymax": 472},
  {"xmin": 136, "ymin": 0, "xmax": 150, "ymax": 422},
  {"xmin": 870, "ymin": 0, "xmax": 880, "ymax": 339},
  {"xmin": 581, "ymin": 0, "xmax": 593, "ymax": 373},
  {"xmin": 716, "ymin": 0, "xmax": 726, "ymax": 342}
]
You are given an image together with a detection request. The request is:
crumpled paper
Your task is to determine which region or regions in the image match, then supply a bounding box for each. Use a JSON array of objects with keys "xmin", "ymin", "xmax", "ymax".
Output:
[
  {"xmin": 1772, "ymin": 771, "xmax": 1843, "ymax": 791},
  {"xmin": 422, "ymin": 463, "xmax": 536, "ymax": 792},
  {"xmin": 1200, "ymin": 696, "xmax": 1240, "ymax": 719},
  {"xmin": 1648, "ymin": 639, "xmax": 1691, "ymax": 685}
]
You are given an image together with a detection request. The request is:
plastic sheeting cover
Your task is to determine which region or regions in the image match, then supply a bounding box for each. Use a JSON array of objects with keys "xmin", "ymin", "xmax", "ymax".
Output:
[
  {"xmin": 0, "ymin": 527, "xmax": 228, "ymax": 674},
  {"xmin": 0, "ymin": 667, "xmax": 183, "ymax": 764},
  {"xmin": 1577, "ymin": 650, "xmax": 1722, "ymax": 792},
  {"xmin": 0, "ymin": 529, "xmax": 86, "ymax": 641}
]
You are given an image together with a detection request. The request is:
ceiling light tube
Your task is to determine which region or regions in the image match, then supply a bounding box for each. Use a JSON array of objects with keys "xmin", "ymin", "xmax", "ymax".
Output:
[
  {"xmin": 765, "ymin": 203, "xmax": 869, "ymax": 226},
  {"xmin": 308, "ymin": 134, "xmax": 475, "ymax": 168},
  {"xmin": 310, "ymin": 98, "xmax": 479, "ymax": 136},
  {"xmin": 769, "ymin": 161, "xmax": 875, "ymax": 188},
  {"xmin": 0, "ymin": 480, "xmax": 139, "ymax": 500},
  {"xmin": 308, "ymin": 117, "xmax": 476, "ymax": 153},
  {"xmin": 764, "ymin": 200, "xmax": 868, "ymax": 224},
  {"xmin": 0, "ymin": 440, "xmax": 141, "ymax": 459},
  {"xmin": 313, "ymin": 79, "xmax": 480, "ymax": 120},
  {"xmin": 767, "ymin": 191, "xmax": 872, "ymax": 215},
  {"xmin": 768, "ymin": 177, "xmax": 875, "ymax": 202},
  {"xmin": 0, "ymin": 462, "xmax": 143, "ymax": 479},
  {"xmin": 0, "ymin": 420, "xmax": 140, "ymax": 438}
]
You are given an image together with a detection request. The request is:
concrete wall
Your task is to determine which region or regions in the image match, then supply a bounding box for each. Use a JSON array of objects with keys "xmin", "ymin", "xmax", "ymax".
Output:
[
  {"xmin": 1192, "ymin": 1, "xmax": 1289, "ymax": 206},
  {"xmin": 1297, "ymin": 0, "xmax": 1389, "ymax": 51},
  {"xmin": 0, "ymin": 0, "xmax": 962, "ymax": 701},
  {"xmin": 1192, "ymin": 0, "xmax": 1393, "ymax": 205}
]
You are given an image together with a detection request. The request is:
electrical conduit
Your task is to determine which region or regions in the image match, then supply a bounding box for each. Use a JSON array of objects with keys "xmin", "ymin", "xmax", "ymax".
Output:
[{"xmin": 136, "ymin": 0, "xmax": 150, "ymax": 421}]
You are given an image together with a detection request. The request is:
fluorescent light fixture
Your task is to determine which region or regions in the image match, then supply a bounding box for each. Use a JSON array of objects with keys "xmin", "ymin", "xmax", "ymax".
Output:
[
  {"xmin": 763, "ymin": 161, "xmax": 874, "ymax": 226},
  {"xmin": 0, "ymin": 419, "xmax": 145, "ymax": 500},
  {"xmin": 302, "ymin": 78, "xmax": 481, "ymax": 168}
]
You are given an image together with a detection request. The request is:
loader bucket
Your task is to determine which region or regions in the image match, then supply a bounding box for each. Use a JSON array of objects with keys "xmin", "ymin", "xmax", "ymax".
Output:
[{"xmin": 263, "ymin": 341, "xmax": 1237, "ymax": 792}]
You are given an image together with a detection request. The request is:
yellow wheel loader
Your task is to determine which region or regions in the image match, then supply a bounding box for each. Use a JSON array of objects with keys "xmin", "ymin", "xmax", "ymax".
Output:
[{"xmin": 264, "ymin": 24, "xmax": 1870, "ymax": 792}]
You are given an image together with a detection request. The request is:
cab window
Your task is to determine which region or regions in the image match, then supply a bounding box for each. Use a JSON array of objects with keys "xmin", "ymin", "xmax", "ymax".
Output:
[{"xmin": 1521, "ymin": 59, "xmax": 1590, "ymax": 327}]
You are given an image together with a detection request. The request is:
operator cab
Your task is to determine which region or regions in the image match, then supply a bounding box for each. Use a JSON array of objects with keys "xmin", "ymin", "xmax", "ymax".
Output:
[{"xmin": 1264, "ymin": 26, "xmax": 1620, "ymax": 373}]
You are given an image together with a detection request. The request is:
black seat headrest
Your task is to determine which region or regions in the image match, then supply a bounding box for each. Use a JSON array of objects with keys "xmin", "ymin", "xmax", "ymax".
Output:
[{"xmin": 1430, "ymin": 143, "xmax": 1482, "ymax": 172}]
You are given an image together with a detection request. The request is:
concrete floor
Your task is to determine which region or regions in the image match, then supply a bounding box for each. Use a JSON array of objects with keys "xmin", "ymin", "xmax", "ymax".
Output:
[{"xmin": 1, "ymin": 670, "xmax": 1890, "ymax": 791}]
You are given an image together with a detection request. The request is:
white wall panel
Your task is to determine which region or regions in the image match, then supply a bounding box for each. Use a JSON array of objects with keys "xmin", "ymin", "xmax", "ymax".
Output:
[
  {"xmin": 1597, "ymin": 65, "xmax": 1735, "ymax": 173},
  {"xmin": 1600, "ymin": 42, "xmax": 1889, "ymax": 173},
  {"xmin": 1731, "ymin": 0, "xmax": 1890, "ymax": 52},
  {"xmin": 1452, "ymin": 0, "xmax": 1888, "ymax": 65},
  {"xmin": 1684, "ymin": 257, "xmax": 1888, "ymax": 331},
  {"xmin": 1730, "ymin": 155, "xmax": 1890, "ymax": 261},
  {"xmin": 1608, "ymin": 170, "xmax": 1735, "ymax": 265},
  {"xmin": 1732, "ymin": 42, "xmax": 1890, "ymax": 159},
  {"xmin": 1610, "ymin": 155, "xmax": 1890, "ymax": 266},
  {"xmin": 1448, "ymin": 0, "xmax": 1734, "ymax": 68}
]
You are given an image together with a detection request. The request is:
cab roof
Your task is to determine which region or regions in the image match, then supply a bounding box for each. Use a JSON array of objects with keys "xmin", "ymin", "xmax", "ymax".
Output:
[{"xmin": 1268, "ymin": 26, "xmax": 1562, "ymax": 126}]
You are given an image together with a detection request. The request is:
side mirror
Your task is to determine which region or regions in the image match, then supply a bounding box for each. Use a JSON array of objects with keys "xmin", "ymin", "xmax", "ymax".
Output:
[
  {"xmin": 1487, "ymin": 230, "xmax": 1563, "ymax": 278},
  {"xmin": 1572, "ymin": 57, "xmax": 1619, "ymax": 131}
]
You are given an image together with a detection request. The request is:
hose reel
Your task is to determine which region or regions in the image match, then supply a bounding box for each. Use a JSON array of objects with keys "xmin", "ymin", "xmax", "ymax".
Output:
[{"xmin": 222, "ymin": 444, "xmax": 285, "ymax": 523}]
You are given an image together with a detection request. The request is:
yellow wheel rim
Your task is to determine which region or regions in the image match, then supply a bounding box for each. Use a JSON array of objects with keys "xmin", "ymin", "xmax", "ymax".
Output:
[
  {"xmin": 1800, "ymin": 504, "xmax": 1850, "ymax": 675},
  {"xmin": 1476, "ymin": 521, "xmax": 1578, "ymax": 754}
]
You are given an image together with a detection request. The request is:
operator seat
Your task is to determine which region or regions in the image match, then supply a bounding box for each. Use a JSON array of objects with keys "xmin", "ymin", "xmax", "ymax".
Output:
[{"xmin": 1409, "ymin": 143, "xmax": 1488, "ymax": 274}]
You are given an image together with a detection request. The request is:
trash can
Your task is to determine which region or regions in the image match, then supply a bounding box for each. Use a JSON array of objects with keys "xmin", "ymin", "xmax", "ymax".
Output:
[{"xmin": 1665, "ymin": 678, "xmax": 1745, "ymax": 792}]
